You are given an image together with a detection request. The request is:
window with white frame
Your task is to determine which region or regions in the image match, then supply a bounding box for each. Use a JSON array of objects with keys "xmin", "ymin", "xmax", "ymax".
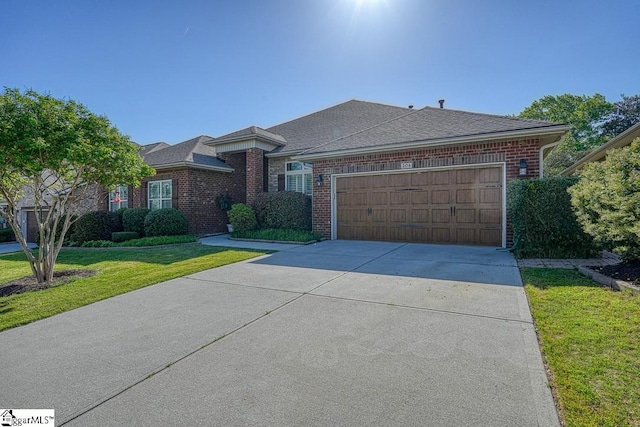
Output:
[
  {"xmin": 109, "ymin": 185, "xmax": 129, "ymax": 212},
  {"xmin": 148, "ymin": 180, "xmax": 172, "ymax": 210},
  {"xmin": 285, "ymin": 162, "xmax": 313, "ymax": 196}
]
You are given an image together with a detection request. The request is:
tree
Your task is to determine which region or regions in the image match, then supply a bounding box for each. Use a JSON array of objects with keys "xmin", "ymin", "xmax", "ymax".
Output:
[
  {"xmin": 519, "ymin": 94, "xmax": 614, "ymax": 176},
  {"xmin": 568, "ymin": 138, "xmax": 640, "ymax": 263},
  {"xmin": 0, "ymin": 88, "xmax": 154, "ymax": 283},
  {"xmin": 602, "ymin": 94, "xmax": 640, "ymax": 137}
]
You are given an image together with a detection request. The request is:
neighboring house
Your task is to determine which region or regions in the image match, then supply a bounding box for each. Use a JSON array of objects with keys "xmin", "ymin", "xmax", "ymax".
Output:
[
  {"xmin": 124, "ymin": 100, "xmax": 569, "ymax": 247},
  {"xmin": 561, "ymin": 121, "xmax": 640, "ymax": 176}
]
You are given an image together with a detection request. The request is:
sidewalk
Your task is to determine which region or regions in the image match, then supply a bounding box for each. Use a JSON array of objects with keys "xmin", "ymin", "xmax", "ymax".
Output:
[
  {"xmin": 0, "ymin": 241, "xmax": 36, "ymax": 254},
  {"xmin": 517, "ymin": 251, "xmax": 620, "ymax": 269}
]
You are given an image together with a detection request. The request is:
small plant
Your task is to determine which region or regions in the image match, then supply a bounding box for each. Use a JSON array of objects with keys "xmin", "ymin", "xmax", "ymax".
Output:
[
  {"xmin": 81, "ymin": 240, "xmax": 114, "ymax": 248},
  {"xmin": 216, "ymin": 193, "xmax": 233, "ymax": 212},
  {"xmin": 144, "ymin": 208, "xmax": 188, "ymax": 237},
  {"xmin": 111, "ymin": 231, "xmax": 139, "ymax": 243},
  {"xmin": 228, "ymin": 204, "xmax": 258, "ymax": 232}
]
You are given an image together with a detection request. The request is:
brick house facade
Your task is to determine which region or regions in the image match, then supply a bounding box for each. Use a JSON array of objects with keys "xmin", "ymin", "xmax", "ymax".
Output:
[{"xmin": 121, "ymin": 100, "xmax": 568, "ymax": 247}]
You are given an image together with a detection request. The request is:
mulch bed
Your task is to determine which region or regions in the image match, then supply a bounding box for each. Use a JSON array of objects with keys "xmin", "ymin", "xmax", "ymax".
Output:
[
  {"xmin": 0, "ymin": 269, "xmax": 96, "ymax": 297},
  {"xmin": 587, "ymin": 263, "xmax": 640, "ymax": 287}
]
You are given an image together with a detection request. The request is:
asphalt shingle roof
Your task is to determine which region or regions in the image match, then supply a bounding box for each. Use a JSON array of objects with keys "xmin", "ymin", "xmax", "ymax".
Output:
[
  {"xmin": 265, "ymin": 100, "xmax": 411, "ymax": 154},
  {"xmin": 142, "ymin": 135, "xmax": 233, "ymax": 171},
  {"xmin": 300, "ymin": 106, "xmax": 566, "ymax": 155},
  {"xmin": 215, "ymin": 126, "xmax": 287, "ymax": 144}
]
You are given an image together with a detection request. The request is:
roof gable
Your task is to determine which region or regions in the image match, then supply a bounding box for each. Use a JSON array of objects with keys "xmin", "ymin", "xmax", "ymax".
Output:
[
  {"xmin": 266, "ymin": 99, "xmax": 411, "ymax": 154},
  {"xmin": 298, "ymin": 106, "xmax": 568, "ymax": 157},
  {"xmin": 142, "ymin": 135, "xmax": 233, "ymax": 172}
]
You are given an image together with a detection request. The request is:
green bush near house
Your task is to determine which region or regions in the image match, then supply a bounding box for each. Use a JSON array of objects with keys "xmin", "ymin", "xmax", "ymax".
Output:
[
  {"xmin": 0, "ymin": 228, "xmax": 15, "ymax": 243},
  {"xmin": 144, "ymin": 208, "xmax": 188, "ymax": 237},
  {"xmin": 253, "ymin": 191, "xmax": 312, "ymax": 230},
  {"xmin": 72, "ymin": 211, "xmax": 123, "ymax": 244},
  {"xmin": 569, "ymin": 138, "xmax": 640, "ymax": 263},
  {"xmin": 231, "ymin": 228, "xmax": 320, "ymax": 243},
  {"xmin": 507, "ymin": 177, "xmax": 599, "ymax": 258},
  {"xmin": 228, "ymin": 203, "xmax": 258, "ymax": 232},
  {"xmin": 122, "ymin": 208, "xmax": 151, "ymax": 236},
  {"xmin": 111, "ymin": 231, "xmax": 139, "ymax": 243}
]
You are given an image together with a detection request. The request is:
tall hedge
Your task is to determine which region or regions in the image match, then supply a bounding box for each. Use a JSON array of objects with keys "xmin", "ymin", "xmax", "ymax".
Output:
[
  {"xmin": 253, "ymin": 192, "xmax": 312, "ymax": 230},
  {"xmin": 228, "ymin": 203, "xmax": 258, "ymax": 232},
  {"xmin": 72, "ymin": 211, "xmax": 123, "ymax": 244},
  {"xmin": 507, "ymin": 177, "xmax": 599, "ymax": 258},
  {"xmin": 122, "ymin": 208, "xmax": 150, "ymax": 236},
  {"xmin": 144, "ymin": 208, "xmax": 188, "ymax": 237},
  {"xmin": 569, "ymin": 138, "xmax": 640, "ymax": 263}
]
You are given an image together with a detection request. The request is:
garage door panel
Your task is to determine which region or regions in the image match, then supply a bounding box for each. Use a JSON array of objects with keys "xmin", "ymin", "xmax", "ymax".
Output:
[
  {"xmin": 455, "ymin": 209, "xmax": 476, "ymax": 224},
  {"xmin": 411, "ymin": 209, "xmax": 429, "ymax": 223},
  {"xmin": 432, "ymin": 209, "xmax": 451, "ymax": 223},
  {"xmin": 390, "ymin": 209, "xmax": 406, "ymax": 223},
  {"xmin": 390, "ymin": 192, "xmax": 409, "ymax": 206},
  {"xmin": 411, "ymin": 191, "xmax": 429, "ymax": 204},
  {"xmin": 335, "ymin": 167, "xmax": 503, "ymax": 246},
  {"xmin": 431, "ymin": 190, "xmax": 451, "ymax": 204},
  {"xmin": 479, "ymin": 209, "xmax": 501, "ymax": 224},
  {"xmin": 456, "ymin": 189, "xmax": 475, "ymax": 204}
]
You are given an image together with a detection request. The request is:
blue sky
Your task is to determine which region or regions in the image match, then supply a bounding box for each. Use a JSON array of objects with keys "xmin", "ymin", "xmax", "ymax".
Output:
[{"xmin": 3, "ymin": 0, "xmax": 639, "ymax": 145}]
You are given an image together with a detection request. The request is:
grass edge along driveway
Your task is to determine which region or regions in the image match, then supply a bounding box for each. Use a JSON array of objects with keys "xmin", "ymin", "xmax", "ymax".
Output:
[
  {"xmin": 0, "ymin": 245, "xmax": 267, "ymax": 332},
  {"xmin": 522, "ymin": 267, "xmax": 640, "ymax": 427}
]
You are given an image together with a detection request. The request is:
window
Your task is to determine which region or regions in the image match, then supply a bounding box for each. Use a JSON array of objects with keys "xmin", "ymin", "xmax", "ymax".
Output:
[
  {"xmin": 285, "ymin": 162, "xmax": 313, "ymax": 196},
  {"xmin": 148, "ymin": 180, "xmax": 172, "ymax": 210},
  {"xmin": 109, "ymin": 185, "xmax": 129, "ymax": 212}
]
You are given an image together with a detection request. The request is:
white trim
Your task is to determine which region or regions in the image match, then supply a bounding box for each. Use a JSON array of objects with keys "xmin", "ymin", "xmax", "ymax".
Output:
[
  {"xmin": 295, "ymin": 126, "xmax": 570, "ymax": 161},
  {"xmin": 539, "ymin": 140, "xmax": 563, "ymax": 178},
  {"xmin": 330, "ymin": 162, "xmax": 507, "ymax": 247},
  {"xmin": 213, "ymin": 139, "xmax": 282, "ymax": 153}
]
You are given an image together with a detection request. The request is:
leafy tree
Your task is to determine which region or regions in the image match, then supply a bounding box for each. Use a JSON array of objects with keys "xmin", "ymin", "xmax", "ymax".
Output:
[
  {"xmin": 568, "ymin": 138, "xmax": 640, "ymax": 263},
  {"xmin": 0, "ymin": 88, "xmax": 154, "ymax": 283},
  {"xmin": 519, "ymin": 94, "xmax": 614, "ymax": 176},
  {"xmin": 602, "ymin": 94, "xmax": 640, "ymax": 137}
]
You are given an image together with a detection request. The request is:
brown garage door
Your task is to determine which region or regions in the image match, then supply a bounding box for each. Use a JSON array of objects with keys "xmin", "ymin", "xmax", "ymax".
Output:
[{"xmin": 336, "ymin": 166, "xmax": 503, "ymax": 246}]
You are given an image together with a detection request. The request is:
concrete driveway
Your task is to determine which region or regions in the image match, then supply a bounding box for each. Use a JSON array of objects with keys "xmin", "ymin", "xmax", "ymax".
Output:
[{"xmin": 0, "ymin": 239, "xmax": 559, "ymax": 426}]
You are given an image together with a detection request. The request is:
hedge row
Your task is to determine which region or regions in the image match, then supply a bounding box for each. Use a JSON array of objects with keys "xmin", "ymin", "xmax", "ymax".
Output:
[{"xmin": 507, "ymin": 177, "xmax": 599, "ymax": 258}]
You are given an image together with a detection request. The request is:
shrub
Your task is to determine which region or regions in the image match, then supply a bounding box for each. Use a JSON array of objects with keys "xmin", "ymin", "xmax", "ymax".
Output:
[
  {"xmin": 253, "ymin": 191, "xmax": 312, "ymax": 230},
  {"xmin": 569, "ymin": 138, "xmax": 640, "ymax": 263},
  {"xmin": 0, "ymin": 228, "xmax": 15, "ymax": 243},
  {"xmin": 81, "ymin": 240, "xmax": 114, "ymax": 248},
  {"xmin": 228, "ymin": 203, "xmax": 258, "ymax": 232},
  {"xmin": 72, "ymin": 211, "xmax": 122, "ymax": 244},
  {"xmin": 112, "ymin": 231, "xmax": 139, "ymax": 243},
  {"xmin": 122, "ymin": 208, "xmax": 150, "ymax": 236},
  {"xmin": 144, "ymin": 208, "xmax": 188, "ymax": 237},
  {"xmin": 507, "ymin": 177, "xmax": 599, "ymax": 258}
]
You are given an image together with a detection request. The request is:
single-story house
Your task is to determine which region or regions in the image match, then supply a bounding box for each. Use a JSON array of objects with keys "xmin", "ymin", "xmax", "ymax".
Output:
[
  {"xmin": 114, "ymin": 99, "xmax": 569, "ymax": 247},
  {"xmin": 561, "ymin": 121, "xmax": 640, "ymax": 176}
]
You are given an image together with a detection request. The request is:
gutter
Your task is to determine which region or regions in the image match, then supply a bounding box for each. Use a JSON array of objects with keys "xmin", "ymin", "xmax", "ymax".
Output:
[
  {"xmin": 539, "ymin": 139, "xmax": 563, "ymax": 178},
  {"xmin": 150, "ymin": 162, "xmax": 235, "ymax": 173},
  {"xmin": 293, "ymin": 125, "xmax": 571, "ymax": 161}
]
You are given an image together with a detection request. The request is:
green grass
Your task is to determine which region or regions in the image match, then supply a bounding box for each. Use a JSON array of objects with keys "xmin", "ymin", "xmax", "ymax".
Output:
[
  {"xmin": 0, "ymin": 245, "xmax": 267, "ymax": 331},
  {"xmin": 78, "ymin": 234, "xmax": 199, "ymax": 247},
  {"xmin": 522, "ymin": 268, "xmax": 640, "ymax": 427},
  {"xmin": 231, "ymin": 228, "xmax": 320, "ymax": 243}
]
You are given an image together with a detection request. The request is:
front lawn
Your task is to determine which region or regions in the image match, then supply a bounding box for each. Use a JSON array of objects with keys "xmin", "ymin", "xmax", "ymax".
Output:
[
  {"xmin": 0, "ymin": 245, "xmax": 267, "ymax": 331},
  {"xmin": 522, "ymin": 268, "xmax": 640, "ymax": 426}
]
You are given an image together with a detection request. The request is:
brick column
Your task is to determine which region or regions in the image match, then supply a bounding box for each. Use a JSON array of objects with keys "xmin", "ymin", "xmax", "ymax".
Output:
[{"xmin": 246, "ymin": 147, "xmax": 264, "ymax": 205}]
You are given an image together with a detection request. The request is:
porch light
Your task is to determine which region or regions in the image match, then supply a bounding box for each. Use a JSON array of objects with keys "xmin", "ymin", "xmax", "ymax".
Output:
[
  {"xmin": 316, "ymin": 174, "xmax": 324, "ymax": 187},
  {"xmin": 519, "ymin": 159, "xmax": 528, "ymax": 177}
]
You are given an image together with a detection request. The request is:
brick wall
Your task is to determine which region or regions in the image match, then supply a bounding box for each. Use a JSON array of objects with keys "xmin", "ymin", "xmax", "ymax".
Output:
[
  {"xmin": 129, "ymin": 158, "xmax": 247, "ymax": 235},
  {"xmin": 245, "ymin": 148, "xmax": 264, "ymax": 204},
  {"xmin": 311, "ymin": 138, "xmax": 541, "ymax": 245},
  {"xmin": 267, "ymin": 157, "xmax": 287, "ymax": 192}
]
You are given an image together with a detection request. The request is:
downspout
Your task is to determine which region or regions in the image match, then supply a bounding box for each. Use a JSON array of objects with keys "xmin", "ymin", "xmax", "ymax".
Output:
[{"xmin": 539, "ymin": 139, "xmax": 563, "ymax": 178}]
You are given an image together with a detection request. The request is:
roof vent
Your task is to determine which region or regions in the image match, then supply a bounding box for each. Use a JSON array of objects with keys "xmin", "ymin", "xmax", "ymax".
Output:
[{"xmin": 438, "ymin": 99, "xmax": 445, "ymax": 109}]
